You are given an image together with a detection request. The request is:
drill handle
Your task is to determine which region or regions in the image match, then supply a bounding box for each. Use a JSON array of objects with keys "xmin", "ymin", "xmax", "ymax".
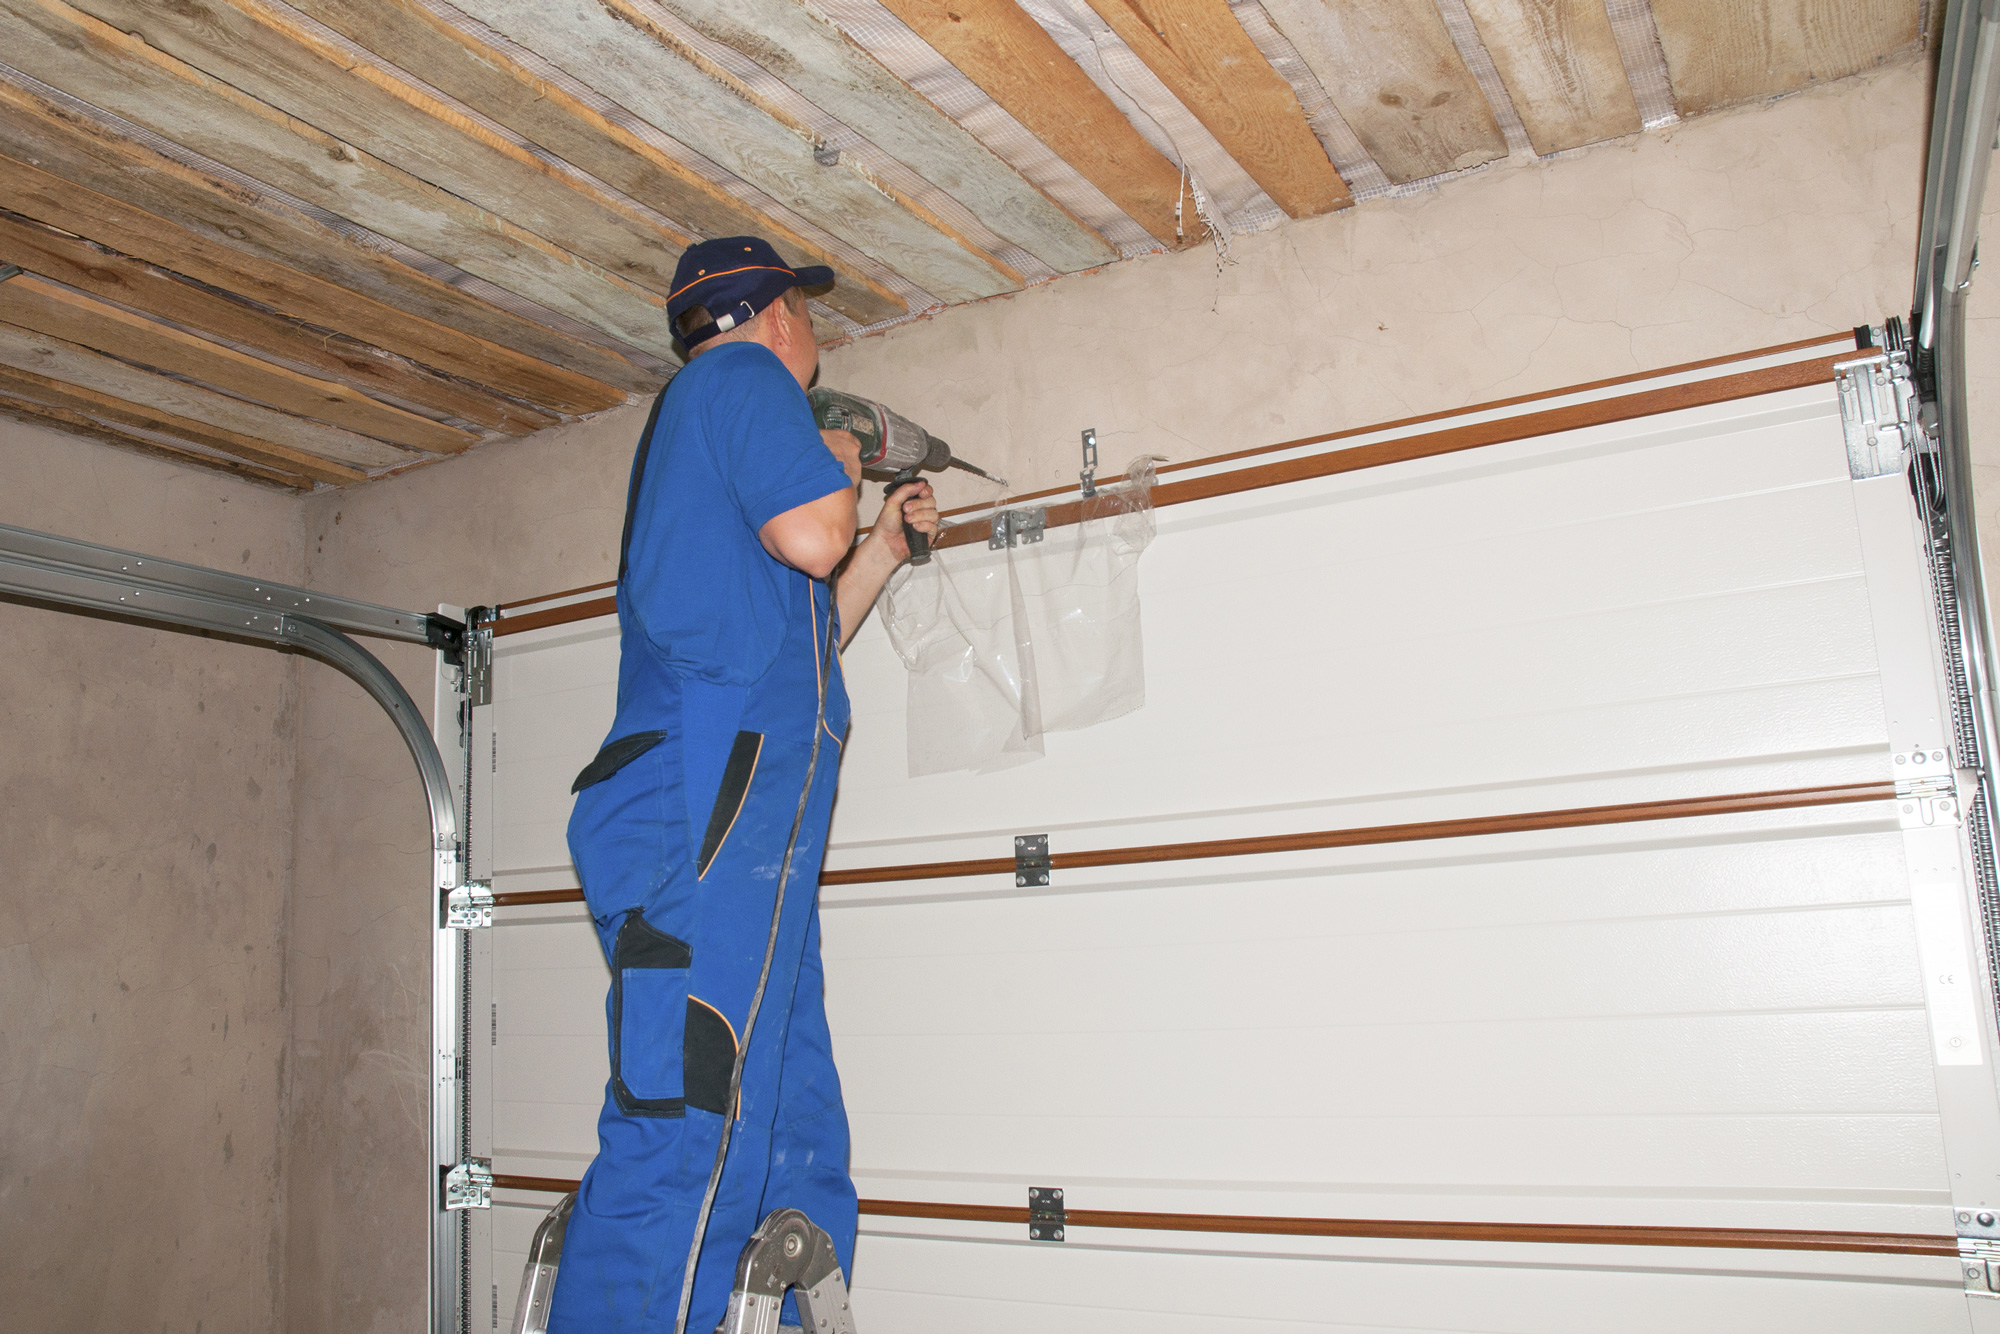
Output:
[{"xmin": 886, "ymin": 468, "xmax": 930, "ymax": 566}]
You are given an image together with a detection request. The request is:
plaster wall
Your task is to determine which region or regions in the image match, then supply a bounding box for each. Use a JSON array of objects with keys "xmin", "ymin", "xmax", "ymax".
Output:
[
  {"xmin": 822, "ymin": 61, "xmax": 1933, "ymax": 516},
  {"xmin": 276, "ymin": 55, "xmax": 1962, "ymax": 1332},
  {"xmin": 0, "ymin": 419, "xmax": 303, "ymax": 1332},
  {"xmin": 284, "ymin": 408, "xmax": 645, "ymax": 1330}
]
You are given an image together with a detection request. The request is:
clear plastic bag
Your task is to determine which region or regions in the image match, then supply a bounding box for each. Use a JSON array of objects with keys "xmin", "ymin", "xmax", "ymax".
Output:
[{"xmin": 882, "ymin": 458, "xmax": 1157, "ymax": 776}]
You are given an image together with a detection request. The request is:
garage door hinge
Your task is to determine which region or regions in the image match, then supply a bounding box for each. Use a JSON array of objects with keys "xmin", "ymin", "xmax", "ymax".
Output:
[
  {"xmin": 1028, "ymin": 1186, "xmax": 1066, "ymax": 1242},
  {"xmin": 442, "ymin": 1158, "xmax": 493, "ymax": 1211},
  {"xmin": 1893, "ymin": 748, "xmax": 1961, "ymax": 828},
  {"xmin": 1836, "ymin": 345, "xmax": 1923, "ymax": 480},
  {"xmin": 1015, "ymin": 834, "xmax": 1050, "ymax": 887},
  {"xmin": 1961, "ymin": 1210, "xmax": 2000, "ymax": 1295},
  {"xmin": 445, "ymin": 881, "xmax": 494, "ymax": 929},
  {"xmin": 989, "ymin": 506, "xmax": 1045, "ymax": 549}
]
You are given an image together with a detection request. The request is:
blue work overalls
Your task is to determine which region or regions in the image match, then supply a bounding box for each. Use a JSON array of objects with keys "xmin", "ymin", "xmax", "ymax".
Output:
[{"xmin": 548, "ymin": 384, "xmax": 857, "ymax": 1332}]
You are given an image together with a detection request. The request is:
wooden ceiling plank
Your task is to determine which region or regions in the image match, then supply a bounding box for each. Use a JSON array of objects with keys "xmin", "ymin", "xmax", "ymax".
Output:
[
  {"xmin": 0, "ymin": 208, "xmax": 557, "ymax": 435},
  {"xmin": 1261, "ymin": 0, "xmax": 1508, "ymax": 183},
  {"xmin": 451, "ymin": 0, "xmax": 1022, "ymax": 304},
  {"xmin": 0, "ymin": 394, "xmax": 314, "ymax": 488},
  {"xmin": 0, "ymin": 318, "xmax": 412, "ymax": 470},
  {"xmin": 650, "ymin": 0, "xmax": 1117, "ymax": 274},
  {"xmin": 0, "ymin": 0, "xmax": 682, "ymax": 360},
  {"xmin": 0, "ymin": 363, "xmax": 360, "ymax": 483},
  {"xmin": 873, "ymin": 0, "xmax": 1191, "ymax": 247},
  {"xmin": 284, "ymin": 0, "xmax": 905, "ymax": 327},
  {"xmin": 0, "ymin": 273, "xmax": 478, "ymax": 453},
  {"xmin": 67, "ymin": 0, "xmax": 702, "ymax": 305},
  {"xmin": 1648, "ymin": 0, "xmax": 1921, "ymax": 117},
  {"xmin": 1079, "ymin": 0, "xmax": 1351, "ymax": 218},
  {"xmin": 0, "ymin": 87, "xmax": 647, "ymax": 405},
  {"xmin": 1459, "ymin": 0, "xmax": 1642, "ymax": 153}
]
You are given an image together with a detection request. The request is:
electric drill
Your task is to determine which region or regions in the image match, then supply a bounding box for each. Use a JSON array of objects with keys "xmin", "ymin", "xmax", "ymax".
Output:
[{"xmin": 808, "ymin": 387, "xmax": 1006, "ymax": 566}]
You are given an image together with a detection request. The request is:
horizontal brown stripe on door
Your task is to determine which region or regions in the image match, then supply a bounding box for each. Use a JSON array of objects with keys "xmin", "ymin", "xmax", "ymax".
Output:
[
  {"xmin": 488, "ymin": 781, "xmax": 1896, "ymax": 908},
  {"xmin": 492, "ymin": 345, "xmax": 1851, "ymax": 637},
  {"xmin": 485, "ymin": 1176, "xmax": 1950, "ymax": 1257}
]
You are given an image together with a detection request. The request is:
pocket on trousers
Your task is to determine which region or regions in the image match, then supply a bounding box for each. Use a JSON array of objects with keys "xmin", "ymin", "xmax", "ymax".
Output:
[{"xmin": 609, "ymin": 910, "xmax": 691, "ymax": 1117}]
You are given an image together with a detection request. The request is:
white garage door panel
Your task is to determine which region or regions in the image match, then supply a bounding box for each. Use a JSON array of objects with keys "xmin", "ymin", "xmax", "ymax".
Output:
[
  {"xmin": 473, "ymin": 365, "xmax": 1991, "ymax": 1331},
  {"xmin": 825, "ymin": 815, "xmax": 1946, "ymax": 1236},
  {"xmin": 826, "ymin": 391, "xmax": 1880, "ymax": 861},
  {"xmin": 845, "ymin": 1231, "xmax": 1959, "ymax": 1334}
]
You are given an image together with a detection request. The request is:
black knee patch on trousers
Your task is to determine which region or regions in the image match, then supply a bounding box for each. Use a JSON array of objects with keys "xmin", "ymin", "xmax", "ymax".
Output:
[{"xmin": 609, "ymin": 911, "xmax": 691, "ymax": 1118}]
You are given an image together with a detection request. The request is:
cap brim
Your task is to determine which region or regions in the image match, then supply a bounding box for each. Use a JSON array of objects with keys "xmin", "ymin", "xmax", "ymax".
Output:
[{"xmin": 790, "ymin": 264, "xmax": 836, "ymax": 294}]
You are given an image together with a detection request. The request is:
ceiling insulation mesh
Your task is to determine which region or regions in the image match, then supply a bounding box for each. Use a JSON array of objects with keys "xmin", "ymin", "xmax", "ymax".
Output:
[
  {"xmin": 1604, "ymin": 0, "xmax": 1682, "ymax": 129},
  {"xmin": 409, "ymin": 0, "xmax": 943, "ymax": 317},
  {"xmin": 1432, "ymin": 0, "xmax": 1536, "ymax": 158},
  {"xmin": 1016, "ymin": 0, "xmax": 1285, "ymax": 243},
  {"xmin": 1227, "ymin": 0, "xmax": 1391, "ymax": 199},
  {"xmin": 0, "ymin": 62, "xmax": 677, "ymax": 377},
  {"xmin": 809, "ymin": 0, "xmax": 1161, "ymax": 258}
]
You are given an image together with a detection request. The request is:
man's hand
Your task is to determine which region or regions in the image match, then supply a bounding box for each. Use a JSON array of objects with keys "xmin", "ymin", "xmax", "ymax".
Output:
[
  {"xmin": 834, "ymin": 479, "xmax": 941, "ymax": 646},
  {"xmin": 866, "ymin": 479, "xmax": 940, "ymax": 565},
  {"xmin": 821, "ymin": 429, "xmax": 863, "ymax": 486}
]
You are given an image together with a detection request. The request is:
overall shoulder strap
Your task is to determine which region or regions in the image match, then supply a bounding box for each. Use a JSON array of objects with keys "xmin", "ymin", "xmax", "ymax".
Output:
[{"xmin": 617, "ymin": 382, "xmax": 674, "ymax": 581}]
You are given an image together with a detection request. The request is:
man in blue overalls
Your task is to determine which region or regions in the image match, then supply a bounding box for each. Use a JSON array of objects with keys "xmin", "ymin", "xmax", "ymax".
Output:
[{"xmin": 550, "ymin": 237, "xmax": 937, "ymax": 1333}]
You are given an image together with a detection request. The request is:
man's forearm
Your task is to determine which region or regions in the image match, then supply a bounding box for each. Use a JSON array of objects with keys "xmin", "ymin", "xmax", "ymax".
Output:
[{"xmin": 835, "ymin": 535, "xmax": 902, "ymax": 648}]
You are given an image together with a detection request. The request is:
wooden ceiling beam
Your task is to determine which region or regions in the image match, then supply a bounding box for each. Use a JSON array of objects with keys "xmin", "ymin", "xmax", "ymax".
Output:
[
  {"xmin": 0, "ymin": 273, "xmax": 477, "ymax": 453},
  {"xmin": 451, "ymin": 0, "xmax": 1021, "ymax": 305},
  {"xmin": 650, "ymin": 0, "xmax": 1117, "ymax": 274},
  {"xmin": 0, "ymin": 88, "xmax": 646, "ymax": 406},
  {"xmin": 285, "ymin": 0, "xmax": 905, "ymax": 328},
  {"xmin": 67, "ymin": 0, "xmax": 700, "ymax": 304},
  {"xmin": 0, "ymin": 209, "xmax": 556, "ymax": 436},
  {"xmin": 1261, "ymin": 0, "xmax": 1507, "ymax": 183},
  {"xmin": 1459, "ymin": 0, "xmax": 1641, "ymax": 154},
  {"xmin": 0, "ymin": 363, "xmax": 362, "ymax": 484},
  {"xmin": 0, "ymin": 394, "xmax": 315, "ymax": 489},
  {"xmin": 0, "ymin": 0, "xmax": 681, "ymax": 360},
  {"xmin": 873, "ymin": 0, "xmax": 1191, "ymax": 248},
  {"xmin": 1080, "ymin": 0, "xmax": 1351, "ymax": 218},
  {"xmin": 1647, "ymin": 0, "xmax": 1921, "ymax": 117},
  {"xmin": 0, "ymin": 319, "xmax": 410, "ymax": 471}
]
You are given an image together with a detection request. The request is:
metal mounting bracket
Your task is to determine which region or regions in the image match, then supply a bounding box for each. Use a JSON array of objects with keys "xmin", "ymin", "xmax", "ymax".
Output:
[
  {"xmin": 441, "ymin": 1158, "xmax": 493, "ymax": 1211},
  {"xmin": 445, "ymin": 882, "xmax": 494, "ymax": 930},
  {"xmin": 988, "ymin": 506, "xmax": 1046, "ymax": 550},
  {"xmin": 1836, "ymin": 348, "xmax": 1922, "ymax": 479},
  {"xmin": 1014, "ymin": 834, "xmax": 1050, "ymax": 887},
  {"xmin": 0, "ymin": 263, "xmax": 21, "ymax": 283},
  {"xmin": 1893, "ymin": 747, "xmax": 1962, "ymax": 828},
  {"xmin": 1963, "ymin": 1209, "xmax": 2000, "ymax": 1295},
  {"xmin": 1028, "ymin": 1186, "xmax": 1066, "ymax": 1242},
  {"xmin": 1080, "ymin": 427, "xmax": 1099, "ymax": 498}
]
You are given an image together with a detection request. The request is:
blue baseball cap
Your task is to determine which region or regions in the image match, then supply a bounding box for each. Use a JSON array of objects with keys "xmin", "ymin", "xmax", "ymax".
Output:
[{"xmin": 668, "ymin": 236, "xmax": 833, "ymax": 350}]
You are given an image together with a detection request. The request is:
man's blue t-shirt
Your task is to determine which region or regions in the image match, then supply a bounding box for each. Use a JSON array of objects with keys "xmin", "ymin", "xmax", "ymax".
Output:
[{"xmin": 619, "ymin": 342, "xmax": 852, "ymax": 687}]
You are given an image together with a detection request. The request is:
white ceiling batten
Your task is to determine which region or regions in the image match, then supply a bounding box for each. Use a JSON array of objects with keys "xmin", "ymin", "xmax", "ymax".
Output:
[
  {"xmin": 619, "ymin": 0, "xmax": 1055, "ymax": 285},
  {"xmin": 645, "ymin": 0, "xmax": 1118, "ymax": 276},
  {"xmin": 807, "ymin": 0, "xmax": 1162, "ymax": 257},
  {"xmin": 448, "ymin": 0, "xmax": 1023, "ymax": 305},
  {"xmin": 0, "ymin": 2, "xmax": 687, "ymax": 360},
  {"xmin": 377, "ymin": 0, "xmax": 941, "ymax": 322},
  {"xmin": 0, "ymin": 61, "xmax": 676, "ymax": 378},
  {"xmin": 1432, "ymin": 0, "xmax": 1539, "ymax": 158},
  {"xmin": 1017, "ymin": 0, "xmax": 1285, "ymax": 243}
]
